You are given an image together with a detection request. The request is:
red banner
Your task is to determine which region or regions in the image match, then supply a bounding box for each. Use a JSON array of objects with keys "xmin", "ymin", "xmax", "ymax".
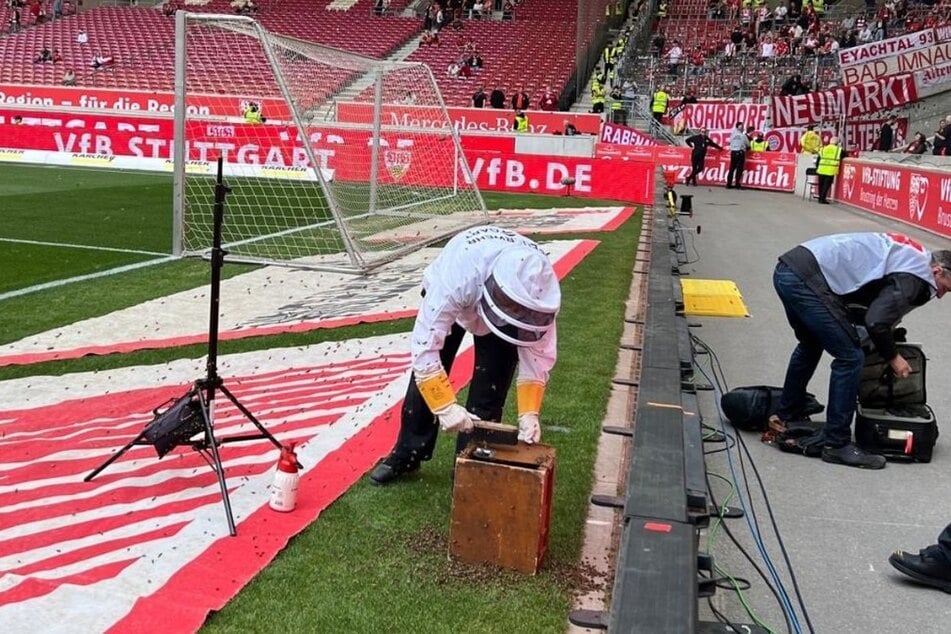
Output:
[
  {"xmin": 836, "ymin": 159, "xmax": 951, "ymax": 238},
  {"xmin": 762, "ymin": 118, "xmax": 908, "ymax": 152},
  {"xmin": 336, "ymin": 102, "xmax": 603, "ymax": 135},
  {"xmin": 680, "ymin": 103, "xmax": 769, "ymax": 131},
  {"xmin": 769, "ymin": 75, "xmax": 919, "ymax": 128},
  {"xmin": 599, "ymin": 122, "xmax": 657, "ymax": 146},
  {"xmin": 0, "ymin": 83, "xmax": 289, "ymax": 118},
  {"xmin": 466, "ymin": 151, "xmax": 654, "ymax": 201},
  {"xmin": 1, "ymin": 109, "xmax": 651, "ymax": 203},
  {"xmin": 597, "ymin": 144, "xmax": 796, "ymax": 192}
]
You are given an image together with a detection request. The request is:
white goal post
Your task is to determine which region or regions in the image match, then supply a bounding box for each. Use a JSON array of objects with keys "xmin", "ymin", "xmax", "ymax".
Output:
[{"xmin": 172, "ymin": 12, "xmax": 487, "ymax": 273}]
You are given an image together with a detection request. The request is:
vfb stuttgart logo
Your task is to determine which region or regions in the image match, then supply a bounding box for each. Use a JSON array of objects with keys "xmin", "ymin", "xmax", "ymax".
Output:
[
  {"xmin": 384, "ymin": 149, "xmax": 412, "ymax": 181},
  {"xmin": 842, "ymin": 164, "xmax": 856, "ymax": 199},
  {"xmin": 909, "ymin": 173, "xmax": 929, "ymax": 222}
]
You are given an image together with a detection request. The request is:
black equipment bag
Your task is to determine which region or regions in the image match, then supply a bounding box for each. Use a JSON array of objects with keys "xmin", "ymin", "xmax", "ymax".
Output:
[
  {"xmin": 856, "ymin": 343, "xmax": 937, "ymax": 462},
  {"xmin": 721, "ymin": 386, "xmax": 824, "ymax": 432},
  {"xmin": 143, "ymin": 392, "xmax": 205, "ymax": 458}
]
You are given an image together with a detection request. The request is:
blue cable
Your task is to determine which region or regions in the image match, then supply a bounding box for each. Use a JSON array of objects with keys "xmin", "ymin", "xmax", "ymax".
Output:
[{"xmin": 696, "ymin": 362, "xmax": 805, "ymax": 634}]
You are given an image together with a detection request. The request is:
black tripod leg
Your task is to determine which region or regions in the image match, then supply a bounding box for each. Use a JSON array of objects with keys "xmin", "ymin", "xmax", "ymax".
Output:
[
  {"xmin": 197, "ymin": 390, "xmax": 237, "ymax": 537},
  {"xmin": 84, "ymin": 430, "xmax": 150, "ymax": 482},
  {"xmin": 218, "ymin": 384, "xmax": 283, "ymax": 449}
]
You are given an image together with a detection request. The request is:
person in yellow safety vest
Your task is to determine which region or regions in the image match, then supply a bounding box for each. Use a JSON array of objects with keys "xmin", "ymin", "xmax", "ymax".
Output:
[
  {"xmin": 753, "ymin": 0, "xmax": 765, "ymax": 7},
  {"xmin": 799, "ymin": 125, "xmax": 821, "ymax": 154},
  {"xmin": 603, "ymin": 46, "xmax": 616, "ymax": 72},
  {"xmin": 591, "ymin": 84, "xmax": 606, "ymax": 113},
  {"xmin": 513, "ymin": 110, "xmax": 529, "ymax": 133},
  {"xmin": 750, "ymin": 133, "xmax": 768, "ymax": 152},
  {"xmin": 605, "ymin": 3, "xmax": 611, "ymax": 16},
  {"xmin": 815, "ymin": 135, "xmax": 843, "ymax": 204},
  {"xmin": 615, "ymin": 0, "xmax": 622, "ymax": 16},
  {"xmin": 812, "ymin": 0, "xmax": 825, "ymax": 13},
  {"xmin": 243, "ymin": 102, "xmax": 263, "ymax": 124},
  {"xmin": 651, "ymin": 86, "xmax": 669, "ymax": 122},
  {"xmin": 657, "ymin": 0, "xmax": 667, "ymax": 18}
]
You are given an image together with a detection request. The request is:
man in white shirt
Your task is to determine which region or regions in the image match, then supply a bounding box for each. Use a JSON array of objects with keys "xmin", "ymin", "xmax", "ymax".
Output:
[
  {"xmin": 369, "ymin": 226, "xmax": 561, "ymax": 485},
  {"xmin": 665, "ymin": 42, "xmax": 683, "ymax": 76},
  {"xmin": 76, "ymin": 29, "xmax": 88, "ymax": 45}
]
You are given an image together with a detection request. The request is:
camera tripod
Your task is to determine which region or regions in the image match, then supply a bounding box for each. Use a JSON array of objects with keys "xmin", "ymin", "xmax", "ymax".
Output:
[{"xmin": 84, "ymin": 157, "xmax": 283, "ymax": 536}]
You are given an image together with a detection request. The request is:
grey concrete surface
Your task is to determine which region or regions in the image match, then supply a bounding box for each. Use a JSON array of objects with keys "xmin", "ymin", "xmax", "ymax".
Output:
[{"xmin": 677, "ymin": 186, "xmax": 951, "ymax": 633}]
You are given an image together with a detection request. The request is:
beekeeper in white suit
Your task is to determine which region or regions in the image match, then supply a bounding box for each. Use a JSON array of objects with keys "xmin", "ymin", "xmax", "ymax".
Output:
[{"xmin": 369, "ymin": 225, "xmax": 561, "ymax": 485}]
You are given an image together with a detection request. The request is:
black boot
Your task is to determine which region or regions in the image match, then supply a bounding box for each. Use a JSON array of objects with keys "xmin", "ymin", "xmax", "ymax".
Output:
[
  {"xmin": 889, "ymin": 545, "xmax": 951, "ymax": 592},
  {"xmin": 369, "ymin": 452, "xmax": 420, "ymax": 486},
  {"xmin": 820, "ymin": 443, "xmax": 886, "ymax": 469}
]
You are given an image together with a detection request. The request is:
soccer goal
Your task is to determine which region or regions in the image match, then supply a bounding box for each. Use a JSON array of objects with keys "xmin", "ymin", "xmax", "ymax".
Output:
[{"xmin": 172, "ymin": 12, "xmax": 486, "ymax": 273}]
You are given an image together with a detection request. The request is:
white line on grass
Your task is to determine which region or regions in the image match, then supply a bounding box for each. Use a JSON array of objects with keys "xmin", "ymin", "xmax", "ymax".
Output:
[
  {"xmin": 0, "ymin": 256, "xmax": 176, "ymax": 301},
  {"xmin": 0, "ymin": 237, "xmax": 169, "ymax": 257}
]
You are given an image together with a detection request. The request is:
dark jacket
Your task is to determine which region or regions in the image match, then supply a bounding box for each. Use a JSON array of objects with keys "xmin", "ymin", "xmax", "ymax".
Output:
[
  {"xmin": 779, "ymin": 246, "xmax": 931, "ymax": 360},
  {"xmin": 877, "ymin": 124, "xmax": 893, "ymax": 151},
  {"xmin": 489, "ymin": 89, "xmax": 506, "ymax": 109},
  {"xmin": 685, "ymin": 133, "xmax": 722, "ymax": 158}
]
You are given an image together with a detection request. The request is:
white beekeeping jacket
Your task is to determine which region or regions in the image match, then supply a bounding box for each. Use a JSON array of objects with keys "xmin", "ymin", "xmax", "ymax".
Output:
[{"xmin": 411, "ymin": 226, "xmax": 558, "ymax": 383}]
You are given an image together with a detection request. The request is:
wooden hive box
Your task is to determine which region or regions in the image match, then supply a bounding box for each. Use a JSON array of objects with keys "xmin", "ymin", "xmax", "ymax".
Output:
[{"xmin": 449, "ymin": 442, "xmax": 556, "ymax": 575}]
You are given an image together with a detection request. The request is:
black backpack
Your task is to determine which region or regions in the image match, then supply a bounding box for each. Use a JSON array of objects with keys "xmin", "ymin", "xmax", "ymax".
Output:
[{"xmin": 720, "ymin": 386, "xmax": 824, "ymax": 432}]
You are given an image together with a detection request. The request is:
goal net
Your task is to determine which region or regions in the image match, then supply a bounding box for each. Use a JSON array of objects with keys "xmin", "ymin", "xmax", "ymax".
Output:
[{"xmin": 173, "ymin": 12, "xmax": 486, "ymax": 273}]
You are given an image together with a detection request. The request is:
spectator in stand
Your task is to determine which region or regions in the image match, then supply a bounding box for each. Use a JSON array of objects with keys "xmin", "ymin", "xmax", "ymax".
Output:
[
  {"xmin": 724, "ymin": 38, "xmax": 738, "ymax": 58},
  {"xmin": 502, "ymin": 0, "xmax": 514, "ymax": 20},
  {"xmin": 665, "ymin": 40, "xmax": 683, "ymax": 77},
  {"xmin": 538, "ymin": 86, "xmax": 558, "ymax": 112},
  {"xmin": 511, "ymin": 87, "xmax": 530, "ymax": 111},
  {"xmin": 760, "ymin": 35, "xmax": 776, "ymax": 60},
  {"xmin": 471, "ymin": 0, "xmax": 484, "ymax": 18},
  {"xmin": 651, "ymin": 33, "xmax": 666, "ymax": 59},
  {"xmin": 34, "ymin": 47, "xmax": 53, "ymax": 63},
  {"xmin": 472, "ymin": 85, "xmax": 487, "ymax": 108},
  {"xmin": 788, "ymin": 0, "xmax": 800, "ymax": 21},
  {"xmin": 401, "ymin": 90, "xmax": 417, "ymax": 104},
  {"xmin": 8, "ymin": 8, "xmax": 20, "ymax": 33},
  {"xmin": 420, "ymin": 30, "xmax": 440, "ymax": 46},
  {"xmin": 52, "ymin": 49, "xmax": 62, "ymax": 63},
  {"xmin": 77, "ymin": 28, "xmax": 88, "ymax": 44},
  {"xmin": 685, "ymin": 128, "xmax": 722, "ymax": 185},
  {"xmin": 163, "ymin": 1, "xmax": 177, "ymax": 16},
  {"xmin": 90, "ymin": 51, "xmax": 115, "ymax": 70},
  {"xmin": 447, "ymin": 61, "xmax": 461, "ymax": 78},
  {"xmin": 877, "ymin": 118, "xmax": 895, "ymax": 152},
  {"xmin": 489, "ymin": 85, "xmax": 506, "ymax": 109},
  {"xmin": 775, "ymin": 2, "xmax": 788, "ymax": 23},
  {"xmin": 61, "ymin": 68, "xmax": 75, "ymax": 86},
  {"xmin": 781, "ymin": 74, "xmax": 804, "ymax": 96},
  {"xmin": 468, "ymin": 52, "xmax": 483, "ymax": 70},
  {"xmin": 564, "ymin": 120, "xmax": 579, "ymax": 136},
  {"xmin": 934, "ymin": 117, "xmax": 951, "ymax": 156},
  {"xmin": 904, "ymin": 132, "xmax": 931, "ymax": 155},
  {"xmin": 858, "ymin": 23, "xmax": 875, "ymax": 44},
  {"xmin": 690, "ymin": 46, "xmax": 705, "ymax": 74}
]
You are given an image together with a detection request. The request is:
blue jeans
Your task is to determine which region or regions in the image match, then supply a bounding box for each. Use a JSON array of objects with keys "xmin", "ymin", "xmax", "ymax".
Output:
[{"xmin": 773, "ymin": 262, "xmax": 864, "ymax": 447}]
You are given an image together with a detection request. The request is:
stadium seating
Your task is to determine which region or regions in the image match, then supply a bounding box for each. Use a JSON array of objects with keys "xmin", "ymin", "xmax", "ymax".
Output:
[{"xmin": 0, "ymin": 0, "xmax": 580, "ymax": 110}]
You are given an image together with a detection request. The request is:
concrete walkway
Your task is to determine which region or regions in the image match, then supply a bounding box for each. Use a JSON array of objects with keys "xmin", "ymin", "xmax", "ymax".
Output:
[{"xmin": 680, "ymin": 186, "xmax": 951, "ymax": 632}]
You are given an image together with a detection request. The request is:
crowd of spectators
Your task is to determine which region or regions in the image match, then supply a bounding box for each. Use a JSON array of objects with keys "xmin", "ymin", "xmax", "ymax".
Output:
[
  {"xmin": 469, "ymin": 83, "xmax": 561, "ymax": 111},
  {"xmin": 647, "ymin": 0, "xmax": 951, "ymax": 98},
  {"xmin": 7, "ymin": 0, "xmax": 73, "ymax": 33}
]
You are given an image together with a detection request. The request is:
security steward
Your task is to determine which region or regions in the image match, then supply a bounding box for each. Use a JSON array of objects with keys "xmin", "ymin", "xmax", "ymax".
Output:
[
  {"xmin": 369, "ymin": 226, "xmax": 561, "ymax": 485},
  {"xmin": 750, "ymin": 133, "xmax": 768, "ymax": 152},
  {"xmin": 799, "ymin": 125, "xmax": 821, "ymax": 154},
  {"xmin": 513, "ymin": 109, "xmax": 529, "ymax": 133},
  {"xmin": 816, "ymin": 135, "xmax": 843, "ymax": 204},
  {"xmin": 591, "ymin": 83, "xmax": 606, "ymax": 114},
  {"xmin": 651, "ymin": 85, "xmax": 669, "ymax": 123}
]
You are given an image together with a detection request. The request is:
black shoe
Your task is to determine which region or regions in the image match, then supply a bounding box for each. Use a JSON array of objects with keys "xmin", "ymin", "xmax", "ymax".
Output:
[
  {"xmin": 725, "ymin": 184, "xmax": 734, "ymax": 189},
  {"xmin": 821, "ymin": 443, "xmax": 886, "ymax": 469},
  {"xmin": 889, "ymin": 545, "xmax": 951, "ymax": 592},
  {"xmin": 818, "ymin": 199, "xmax": 830, "ymax": 204},
  {"xmin": 369, "ymin": 454, "xmax": 420, "ymax": 485},
  {"xmin": 735, "ymin": 186, "xmax": 745, "ymax": 190}
]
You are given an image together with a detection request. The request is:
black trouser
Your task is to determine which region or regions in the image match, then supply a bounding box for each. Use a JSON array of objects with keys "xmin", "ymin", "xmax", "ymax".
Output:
[
  {"xmin": 688, "ymin": 152, "xmax": 705, "ymax": 184},
  {"xmin": 391, "ymin": 323, "xmax": 518, "ymax": 464},
  {"xmin": 938, "ymin": 523, "xmax": 951, "ymax": 561},
  {"xmin": 817, "ymin": 174, "xmax": 835, "ymax": 201},
  {"xmin": 727, "ymin": 150, "xmax": 745, "ymax": 187}
]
